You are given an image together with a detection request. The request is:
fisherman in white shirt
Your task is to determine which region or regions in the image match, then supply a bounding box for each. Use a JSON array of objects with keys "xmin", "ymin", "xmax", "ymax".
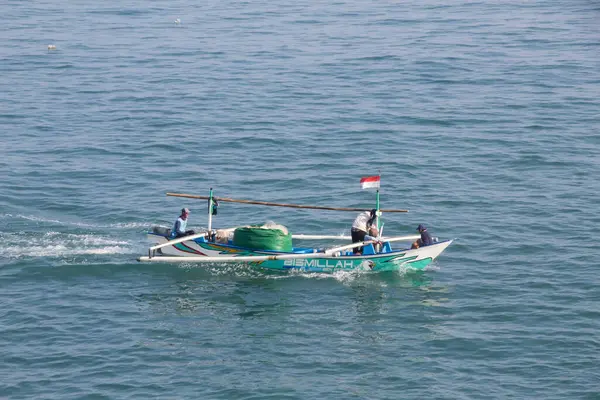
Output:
[{"xmin": 350, "ymin": 209, "xmax": 379, "ymax": 255}]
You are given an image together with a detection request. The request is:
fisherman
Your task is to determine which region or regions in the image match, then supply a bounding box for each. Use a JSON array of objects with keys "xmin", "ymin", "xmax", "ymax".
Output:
[
  {"xmin": 412, "ymin": 224, "xmax": 433, "ymax": 249},
  {"xmin": 351, "ymin": 209, "xmax": 380, "ymax": 255},
  {"xmin": 171, "ymin": 208, "xmax": 195, "ymax": 239}
]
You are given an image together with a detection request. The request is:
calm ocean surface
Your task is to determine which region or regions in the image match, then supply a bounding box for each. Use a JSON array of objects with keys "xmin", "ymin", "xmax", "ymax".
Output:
[{"xmin": 1, "ymin": 0, "xmax": 599, "ymax": 398}]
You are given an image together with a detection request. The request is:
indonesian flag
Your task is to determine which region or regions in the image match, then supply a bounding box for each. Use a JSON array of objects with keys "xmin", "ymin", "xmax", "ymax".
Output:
[{"xmin": 360, "ymin": 175, "xmax": 381, "ymax": 190}]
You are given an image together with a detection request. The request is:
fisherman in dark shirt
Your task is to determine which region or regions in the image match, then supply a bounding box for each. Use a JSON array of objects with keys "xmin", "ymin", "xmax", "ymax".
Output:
[{"xmin": 412, "ymin": 224, "xmax": 433, "ymax": 249}]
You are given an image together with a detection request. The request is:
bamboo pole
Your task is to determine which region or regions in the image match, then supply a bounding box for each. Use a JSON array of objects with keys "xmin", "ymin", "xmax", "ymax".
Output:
[
  {"xmin": 149, "ymin": 231, "xmax": 208, "ymax": 252},
  {"xmin": 166, "ymin": 192, "xmax": 409, "ymax": 213},
  {"xmin": 291, "ymin": 234, "xmax": 419, "ymax": 241},
  {"xmin": 324, "ymin": 240, "xmax": 377, "ymax": 255},
  {"xmin": 380, "ymin": 234, "xmax": 420, "ymax": 242},
  {"xmin": 292, "ymin": 234, "xmax": 352, "ymax": 240}
]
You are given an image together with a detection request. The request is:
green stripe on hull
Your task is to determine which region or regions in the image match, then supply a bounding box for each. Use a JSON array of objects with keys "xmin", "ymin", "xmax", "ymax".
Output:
[
  {"xmin": 402, "ymin": 258, "xmax": 433, "ymax": 270},
  {"xmin": 371, "ymin": 256, "xmax": 432, "ymax": 271}
]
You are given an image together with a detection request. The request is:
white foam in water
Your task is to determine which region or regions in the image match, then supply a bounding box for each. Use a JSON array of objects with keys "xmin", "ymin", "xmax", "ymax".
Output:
[
  {"xmin": 13, "ymin": 214, "xmax": 63, "ymax": 224},
  {"xmin": 183, "ymin": 262, "xmax": 379, "ymax": 282},
  {"xmin": 2, "ymin": 214, "xmax": 155, "ymax": 230},
  {"xmin": 70, "ymin": 234, "xmax": 129, "ymax": 246},
  {"xmin": 107, "ymin": 222, "xmax": 154, "ymax": 229},
  {"xmin": 3, "ymin": 244, "xmax": 130, "ymax": 258},
  {"xmin": 423, "ymin": 263, "xmax": 440, "ymax": 272},
  {"xmin": 1, "ymin": 232, "xmax": 134, "ymax": 259},
  {"xmin": 0, "ymin": 213, "xmax": 156, "ymax": 260}
]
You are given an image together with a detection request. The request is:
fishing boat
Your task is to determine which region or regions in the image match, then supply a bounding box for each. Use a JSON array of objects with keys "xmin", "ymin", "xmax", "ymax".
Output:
[{"xmin": 137, "ymin": 177, "xmax": 453, "ymax": 272}]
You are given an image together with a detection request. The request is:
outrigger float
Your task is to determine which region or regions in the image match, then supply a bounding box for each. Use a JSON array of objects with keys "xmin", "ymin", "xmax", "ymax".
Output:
[{"xmin": 138, "ymin": 179, "xmax": 452, "ymax": 273}]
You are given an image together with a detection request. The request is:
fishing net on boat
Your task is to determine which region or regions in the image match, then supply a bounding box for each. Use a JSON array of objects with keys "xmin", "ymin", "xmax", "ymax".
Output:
[
  {"xmin": 260, "ymin": 221, "xmax": 289, "ymax": 235},
  {"xmin": 233, "ymin": 223, "xmax": 292, "ymax": 251}
]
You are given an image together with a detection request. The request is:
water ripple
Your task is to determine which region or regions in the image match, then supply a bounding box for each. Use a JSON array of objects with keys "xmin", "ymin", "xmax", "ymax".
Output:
[{"xmin": 1, "ymin": 0, "xmax": 600, "ymax": 398}]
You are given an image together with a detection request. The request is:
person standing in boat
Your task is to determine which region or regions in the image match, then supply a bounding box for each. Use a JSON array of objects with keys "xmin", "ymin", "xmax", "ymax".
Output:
[
  {"xmin": 412, "ymin": 224, "xmax": 433, "ymax": 249},
  {"xmin": 171, "ymin": 208, "xmax": 195, "ymax": 239},
  {"xmin": 351, "ymin": 209, "xmax": 379, "ymax": 255}
]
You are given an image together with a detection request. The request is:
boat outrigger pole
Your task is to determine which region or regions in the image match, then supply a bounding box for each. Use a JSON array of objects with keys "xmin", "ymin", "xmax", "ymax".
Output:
[{"xmin": 166, "ymin": 192, "xmax": 409, "ymax": 213}]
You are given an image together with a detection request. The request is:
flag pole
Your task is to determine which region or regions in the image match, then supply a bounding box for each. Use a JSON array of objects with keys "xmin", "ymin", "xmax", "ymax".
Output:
[
  {"xmin": 376, "ymin": 188, "xmax": 380, "ymax": 229},
  {"xmin": 208, "ymin": 187, "xmax": 214, "ymax": 231},
  {"xmin": 375, "ymin": 176, "xmax": 382, "ymax": 252}
]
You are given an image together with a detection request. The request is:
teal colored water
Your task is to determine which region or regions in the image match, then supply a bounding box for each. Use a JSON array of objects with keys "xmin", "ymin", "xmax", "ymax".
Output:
[{"xmin": 1, "ymin": 1, "xmax": 599, "ymax": 398}]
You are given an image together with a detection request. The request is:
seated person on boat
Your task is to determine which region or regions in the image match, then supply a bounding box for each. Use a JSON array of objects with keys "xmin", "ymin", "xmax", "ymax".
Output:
[
  {"xmin": 412, "ymin": 224, "xmax": 433, "ymax": 249},
  {"xmin": 171, "ymin": 208, "xmax": 195, "ymax": 239}
]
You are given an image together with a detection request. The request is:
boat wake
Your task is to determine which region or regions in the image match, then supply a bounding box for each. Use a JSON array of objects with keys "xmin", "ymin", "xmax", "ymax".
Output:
[
  {"xmin": 0, "ymin": 213, "xmax": 153, "ymax": 229},
  {"xmin": 0, "ymin": 231, "xmax": 135, "ymax": 260},
  {"xmin": 171, "ymin": 261, "xmax": 422, "ymax": 283},
  {"xmin": 0, "ymin": 213, "xmax": 154, "ymax": 262}
]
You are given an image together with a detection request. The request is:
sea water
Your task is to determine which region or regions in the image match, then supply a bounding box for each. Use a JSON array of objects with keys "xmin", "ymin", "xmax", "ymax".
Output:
[{"xmin": 1, "ymin": 1, "xmax": 599, "ymax": 398}]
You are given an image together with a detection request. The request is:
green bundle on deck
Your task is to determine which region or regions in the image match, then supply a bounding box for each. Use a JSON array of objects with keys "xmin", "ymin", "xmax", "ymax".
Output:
[{"xmin": 233, "ymin": 225, "xmax": 292, "ymax": 252}]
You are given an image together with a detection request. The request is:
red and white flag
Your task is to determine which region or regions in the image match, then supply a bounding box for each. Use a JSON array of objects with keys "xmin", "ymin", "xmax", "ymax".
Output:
[{"xmin": 360, "ymin": 175, "xmax": 380, "ymax": 190}]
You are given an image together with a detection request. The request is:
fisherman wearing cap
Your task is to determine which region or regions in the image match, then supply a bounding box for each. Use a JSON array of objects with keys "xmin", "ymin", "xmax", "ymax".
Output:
[
  {"xmin": 412, "ymin": 224, "xmax": 433, "ymax": 249},
  {"xmin": 171, "ymin": 208, "xmax": 195, "ymax": 239},
  {"xmin": 351, "ymin": 209, "xmax": 380, "ymax": 255}
]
